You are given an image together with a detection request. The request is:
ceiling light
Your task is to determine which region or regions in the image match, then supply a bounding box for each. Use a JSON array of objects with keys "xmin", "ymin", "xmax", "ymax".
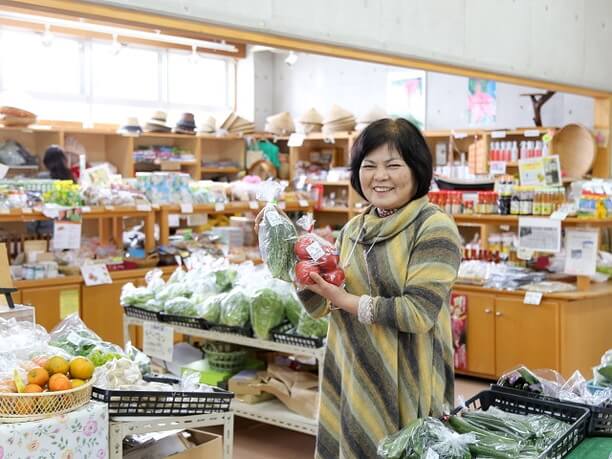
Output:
[
  {"xmin": 110, "ymin": 33, "xmax": 123, "ymax": 56},
  {"xmin": 285, "ymin": 51, "xmax": 298, "ymax": 66},
  {"xmin": 41, "ymin": 23, "xmax": 53, "ymax": 47},
  {"xmin": 189, "ymin": 45, "xmax": 199, "ymax": 64}
]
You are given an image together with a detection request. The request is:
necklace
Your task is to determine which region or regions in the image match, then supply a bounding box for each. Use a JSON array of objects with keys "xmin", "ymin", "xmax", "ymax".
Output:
[{"xmin": 376, "ymin": 207, "xmax": 398, "ymax": 217}]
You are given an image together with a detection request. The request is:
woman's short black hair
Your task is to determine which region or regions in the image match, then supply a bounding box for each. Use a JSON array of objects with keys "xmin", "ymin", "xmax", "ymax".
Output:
[
  {"xmin": 349, "ymin": 118, "xmax": 432, "ymax": 201},
  {"xmin": 43, "ymin": 145, "xmax": 74, "ymax": 181}
]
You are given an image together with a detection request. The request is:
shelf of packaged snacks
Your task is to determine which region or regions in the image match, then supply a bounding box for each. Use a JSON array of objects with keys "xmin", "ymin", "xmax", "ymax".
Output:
[
  {"xmin": 452, "ymin": 214, "xmax": 612, "ymax": 227},
  {"xmin": 201, "ymin": 167, "xmax": 242, "ymax": 175},
  {"xmin": 232, "ymin": 399, "xmax": 317, "ymax": 436}
]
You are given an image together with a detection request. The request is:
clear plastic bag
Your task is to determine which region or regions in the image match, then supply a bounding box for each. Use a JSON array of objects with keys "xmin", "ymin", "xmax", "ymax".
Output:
[
  {"xmin": 250, "ymin": 283, "xmax": 285, "ymax": 339},
  {"xmin": 219, "ymin": 288, "xmax": 251, "ymax": 327},
  {"xmin": 125, "ymin": 341, "xmax": 152, "ymax": 375},
  {"xmin": 120, "ymin": 282, "xmax": 155, "ymax": 307},
  {"xmin": 593, "ymin": 349, "xmax": 612, "ymax": 387},
  {"xmin": 163, "ymin": 296, "xmax": 197, "ymax": 316},
  {"xmin": 296, "ymin": 310, "xmax": 328, "ymax": 338},
  {"xmin": 196, "ymin": 293, "xmax": 226, "ymax": 323},
  {"xmin": 0, "ymin": 317, "xmax": 50, "ymax": 360},
  {"xmin": 257, "ymin": 180, "xmax": 297, "ymax": 283}
]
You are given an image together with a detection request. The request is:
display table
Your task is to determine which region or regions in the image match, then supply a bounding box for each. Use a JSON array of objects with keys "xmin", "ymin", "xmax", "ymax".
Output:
[
  {"xmin": 566, "ymin": 437, "xmax": 612, "ymax": 458},
  {"xmin": 0, "ymin": 401, "xmax": 109, "ymax": 459}
]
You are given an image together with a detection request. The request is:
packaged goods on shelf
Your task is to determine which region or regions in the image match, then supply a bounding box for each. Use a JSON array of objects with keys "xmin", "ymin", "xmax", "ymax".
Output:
[
  {"xmin": 0, "ymin": 139, "xmax": 38, "ymax": 166},
  {"xmin": 136, "ymin": 172, "xmax": 193, "ymax": 204}
]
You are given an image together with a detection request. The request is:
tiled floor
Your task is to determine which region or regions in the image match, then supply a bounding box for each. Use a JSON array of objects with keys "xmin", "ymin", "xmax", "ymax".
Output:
[{"xmin": 208, "ymin": 376, "xmax": 490, "ymax": 459}]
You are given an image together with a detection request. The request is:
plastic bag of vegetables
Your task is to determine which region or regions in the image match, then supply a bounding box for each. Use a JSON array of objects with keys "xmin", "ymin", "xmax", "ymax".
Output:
[
  {"xmin": 196, "ymin": 293, "xmax": 226, "ymax": 323},
  {"xmin": 378, "ymin": 417, "xmax": 474, "ymax": 459},
  {"xmin": 219, "ymin": 288, "xmax": 250, "ymax": 327},
  {"xmin": 125, "ymin": 341, "xmax": 151, "ymax": 375},
  {"xmin": 120, "ymin": 282, "xmax": 154, "ymax": 307},
  {"xmin": 163, "ymin": 296, "xmax": 197, "ymax": 316},
  {"xmin": 214, "ymin": 268, "xmax": 238, "ymax": 292},
  {"xmin": 250, "ymin": 286, "xmax": 285, "ymax": 339},
  {"xmin": 593, "ymin": 349, "xmax": 612, "ymax": 387},
  {"xmin": 156, "ymin": 282, "xmax": 192, "ymax": 303},
  {"xmin": 296, "ymin": 310, "xmax": 328, "ymax": 338},
  {"xmin": 257, "ymin": 180, "xmax": 297, "ymax": 283}
]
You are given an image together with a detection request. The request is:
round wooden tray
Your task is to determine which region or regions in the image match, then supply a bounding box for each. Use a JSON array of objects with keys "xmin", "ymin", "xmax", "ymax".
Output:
[{"xmin": 551, "ymin": 123, "xmax": 596, "ymax": 179}]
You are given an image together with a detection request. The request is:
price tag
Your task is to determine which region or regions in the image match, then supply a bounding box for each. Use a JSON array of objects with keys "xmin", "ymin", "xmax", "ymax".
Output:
[
  {"xmin": 81, "ymin": 206, "xmax": 91, "ymax": 213},
  {"xmin": 550, "ymin": 210, "xmax": 568, "ymax": 221},
  {"xmin": 299, "ymin": 199, "xmax": 309, "ymax": 208},
  {"xmin": 23, "ymin": 208, "xmax": 33, "ymax": 214},
  {"xmin": 249, "ymin": 201, "xmax": 259, "ymax": 210},
  {"xmin": 137, "ymin": 204, "xmax": 152, "ymax": 212},
  {"xmin": 278, "ymin": 202, "xmax": 286, "ymax": 210},
  {"xmin": 491, "ymin": 131, "xmax": 507, "ymax": 139},
  {"xmin": 214, "ymin": 202, "xmax": 225, "ymax": 212},
  {"xmin": 53, "ymin": 222, "xmax": 82, "ymax": 250},
  {"xmin": 143, "ymin": 322, "xmax": 174, "ymax": 362},
  {"xmin": 180, "ymin": 203, "xmax": 193, "ymax": 214},
  {"xmin": 453, "ymin": 132, "xmax": 468, "ymax": 139},
  {"xmin": 489, "ymin": 161, "xmax": 507, "ymax": 175},
  {"xmin": 523, "ymin": 291, "xmax": 543, "ymax": 305},
  {"xmin": 524, "ymin": 130, "xmax": 540, "ymax": 137},
  {"xmin": 287, "ymin": 133, "xmax": 305, "ymax": 147},
  {"xmin": 81, "ymin": 264, "xmax": 112, "ymax": 286},
  {"xmin": 306, "ymin": 241, "xmax": 326, "ymax": 261}
]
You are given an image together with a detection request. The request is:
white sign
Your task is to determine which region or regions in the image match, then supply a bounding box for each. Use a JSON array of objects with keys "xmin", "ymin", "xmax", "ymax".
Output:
[
  {"xmin": 518, "ymin": 217, "xmax": 561, "ymax": 253},
  {"xmin": 287, "ymin": 133, "xmax": 305, "ymax": 147},
  {"xmin": 299, "ymin": 199, "xmax": 309, "ymax": 208},
  {"xmin": 523, "ymin": 291, "xmax": 543, "ymax": 305},
  {"xmin": 168, "ymin": 214, "xmax": 180, "ymax": 228},
  {"xmin": 53, "ymin": 222, "xmax": 82, "ymax": 250},
  {"xmin": 524, "ymin": 130, "xmax": 540, "ymax": 137},
  {"xmin": 180, "ymin": 203, "xmax": 193, "ymax": 214},
  {"xmin": 564, "ymin": 229, "xmax": 599, "ymax": 276},
  {"xmin": 489, "ymin": 161, "xmax": 507, "ymax": 175},
  {"xmin": 143, "ymin": 322, "xmax": 174, "ymax": 362},
  {"xmin": 249, "ymin": 201, "xmax": 259, "ymax": 210},
  {"xmin": 491, "ymin": 130, "xmax": 507, "ymax": 139},
  {"xmin": 81, "ymin": 264, "xmax": 112, "ymax": 286},
  {"xmin": 214, "ymin": 202, "xmax": 225, "ymax": 212}
]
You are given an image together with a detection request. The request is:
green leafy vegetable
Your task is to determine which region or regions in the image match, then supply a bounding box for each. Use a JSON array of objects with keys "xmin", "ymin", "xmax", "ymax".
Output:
[
  {"xmin": 284, "ymin": 293, "xmax": 303, "ymax": 327},
  {"xmin": 196, "ymin": 293, "xmax": 226, "ymax": 323},
  {"xmin": 215, "ymin": 269, "xmax": 238, "ymax": 292},
  {"xmin": 219, "ymin": 289, "xmax": 250, "ymax": 327},
  {"xmin": 250, "ymin": 288, "xmax": 285, "ymax": 339},
  {"xmin": 296, "ymin": 311, "xmax": 328, "ymax": 338},
  {"xmin": 120, "ymin": 283, "xmax": 154, "ymax": 307},
  {"xmin": 258, "ymin": 206, "xmax": 297, "ymax": 282},
  {"xmin": 163, "ymin": 296, "xmax": 197, "ymax": 316}
]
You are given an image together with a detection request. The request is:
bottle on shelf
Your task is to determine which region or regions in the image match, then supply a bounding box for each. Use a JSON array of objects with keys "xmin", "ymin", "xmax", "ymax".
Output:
[
  {"xmin": 510, "ymin": 186, "xmax": 521, "ymax": 215},
  {"xmin": 533, "ymin": 188, "xmax": 542, "ymax": 215}
]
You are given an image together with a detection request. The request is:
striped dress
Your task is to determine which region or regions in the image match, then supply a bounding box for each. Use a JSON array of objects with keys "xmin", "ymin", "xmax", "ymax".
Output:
[{"xmin": 300, "ymin": 195, "xmax": 461, "ymax": 459}]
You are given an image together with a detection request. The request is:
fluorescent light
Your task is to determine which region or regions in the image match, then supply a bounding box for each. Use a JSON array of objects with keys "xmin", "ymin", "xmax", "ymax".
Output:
[
  {"xmin": 0, "ymin": 10, "xmax": 239, "ymax": 53},
  {"xmin": 41, "ymin": 23, "xmax": 53, "ymax": 46}
]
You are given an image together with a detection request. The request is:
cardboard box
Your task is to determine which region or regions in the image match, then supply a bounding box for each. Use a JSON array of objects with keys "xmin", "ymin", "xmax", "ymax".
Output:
[{"xmin": 124, "ymin": 429, "xmax": 222, "ymax": 459}]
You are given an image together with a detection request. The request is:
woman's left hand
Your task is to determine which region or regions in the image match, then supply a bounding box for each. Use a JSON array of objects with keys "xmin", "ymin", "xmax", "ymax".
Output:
[{"xmin": 306, "ymin": 272, "xmax": 359, "ymax": 315}]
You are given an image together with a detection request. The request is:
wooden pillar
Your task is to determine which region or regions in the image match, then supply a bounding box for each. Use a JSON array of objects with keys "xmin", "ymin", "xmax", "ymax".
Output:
[
  {"xmin": 143, "ymin": 211, "xmax": 156, "ymax": 253},
  {"xmin": 592, "ymin": 96, "xmax": 612, "ymax": 178},
  {"xmin": 158, "ymin": 207, "xmax": 169, "ymax": 247}
]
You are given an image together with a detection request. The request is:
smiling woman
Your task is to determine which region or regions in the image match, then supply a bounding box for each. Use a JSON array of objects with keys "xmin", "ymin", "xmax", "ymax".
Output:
[{"xmin": 299, "ymin": 117, "xmax": 462, "ymax": 459}]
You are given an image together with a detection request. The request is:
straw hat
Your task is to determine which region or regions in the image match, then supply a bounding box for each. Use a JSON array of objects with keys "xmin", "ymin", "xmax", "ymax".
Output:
[
  {"xmin": 323, "ymin": 104, "xmax": 354, "ymax": 124},
  {"xmin": 0, "ymin": 106, "xmax": 36, "ymax": 127},
  {"xmin": 357, "ymin": 105, "xmax": 388, "ymax": 123},
  {"xmin": 299, "ymin": 108, "xmax": 323, "ymax": 124},
  {"xmin": 265, "ymin": 112, "xmax": 295, "ymax": 135},
  {"xmin": 144, "ymin": 110, "xmax": 171, "ymax": 132},
  {"xmin": 117, "ymin": 116, "xmax": 142, "ymax": 135},
  {"xmin": 551, "ymin": 124, "xmax": 596, "ymax": 179},
  {"xmin": 198, "ymin": 116, "xmax": 216, "ymax": 133},
  {"xmin": 219, "ymin": 112, "xmax": 238, "ymax": 130}
]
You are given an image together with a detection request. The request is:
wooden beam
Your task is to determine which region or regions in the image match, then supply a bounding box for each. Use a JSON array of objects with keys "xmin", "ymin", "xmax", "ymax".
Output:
[
  {"xmin": 592, "ymin": 97, "xmax": 612, "ymax": 178},
  {"xmin": 3, "ymin": 0, "xmax": 612, "ymax": 98}
]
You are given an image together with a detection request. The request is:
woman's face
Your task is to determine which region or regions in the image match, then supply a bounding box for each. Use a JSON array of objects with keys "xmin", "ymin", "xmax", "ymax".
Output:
[{"xmin": 358, "ymin": 144, "xmax": 415, "ymax": 209}]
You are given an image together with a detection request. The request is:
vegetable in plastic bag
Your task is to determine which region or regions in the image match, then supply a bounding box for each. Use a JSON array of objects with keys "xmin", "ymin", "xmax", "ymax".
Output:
[
  {"xmin": 196, "ymin": 293, "xmax": 226, "ymax": 323},
  {"xmin": 125, "ymin": 341, "xmax": 151, "ymax": 375},
  {"xmin": 156, "ymin": 282, "xmax": 192, "ymax": 303},
  {"xmin": 296, "ymin": 310, "xmax": 328, "ymax": 338},
  {"xmin": 87, "ymin": 342, "xmax": 124, "ymax": 367},
  {"xmin": 284, "ymin": 292, "xmax": 304, "ymax": 327},
  {"xmin": 49, "ymin": 314, "xmax": 102, "ymax": 356},
  {"xmin": 497, "ymin": 365, "xmax": 543, "ymax": 393},
  {"xmin": 164, "ymin": 296, "xmax": 197, "ymax": 316},
  {"xmin": 120, "ymin": 282, "xmax": 154, "ymax": 307},
  {"xmin": 594, "ymin": 349, "xmax": 612, "ymax": 387},
  {"xmin": 219, "ymin": 289, "xmax": 250, "ymax": 327},
  {"xmin": 250, "ymin": 287, "xmax": 285, "ymax": 339},
  {"xmin": 257, "ymin": 181, "xmax": 297, "ymax": 283},
  {"xmin": 214, "ymin": 268, "xmax": 238, "ymax": 292}
]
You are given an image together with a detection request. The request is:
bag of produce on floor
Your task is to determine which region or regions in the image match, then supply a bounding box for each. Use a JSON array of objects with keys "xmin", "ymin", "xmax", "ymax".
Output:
[
  {"xmin": 250, "ymin": 286, "xmax": 285, "ymax": 339},
  {"xmin": 196, "ymin": 293, "xmax": 226, "ymax": 324},
  {"xmin": 163, "ymin": 296, "xmax": 197, "ymax": 316},
  {"xmin": 296, "ymin": 310, "xmax": 328, "ymax": 338},
  {"xmin": 219, "ymin": 288, "xmax": 251, "ymax": 327},
  {"xmin": 497, "ymin": 365, "xmax": 544, "ymax": 393},
  {"xmin": 293, "ymin": 214, "xmax": 344, "ymax": 289},
  {"xmin": 378, "ymin": 417, "xmax": 474, "ymax": 459},
  {"xmin": 120, "ymin": 282, "xmax": 155, "ymax": 308},
  {"xmin": 593, "ymin": 349, "xmax": 612, "ymax": 387},
  {"xmin": 257, "ymin": 180, "xmax": 297, "ymax": 283}
]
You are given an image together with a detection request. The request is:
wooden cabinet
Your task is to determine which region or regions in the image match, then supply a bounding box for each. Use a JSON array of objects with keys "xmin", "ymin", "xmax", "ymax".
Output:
[
  {"xmin": 21, "ymin": 284, "xmax": 81, "ymax": 332},
  {"xmin": 494, "ymin": 298, "xmax": 559, "ymax": 374},
  {"xmin": 458, "ymin": 291, "xmax": 496, "ymax": 376}
]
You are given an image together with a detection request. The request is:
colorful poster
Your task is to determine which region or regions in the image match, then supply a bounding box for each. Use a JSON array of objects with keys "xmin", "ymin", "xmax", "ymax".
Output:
[
  {"xmin": 468, "ymin": 79, "xmax": 496, "ymax": 126},
  {"xmin": 386, "ymin": 70, "xmax": 426, "ymax": 129},
  {"xmin": 450, "ymin": 293, "xmax": 468, "ymax": 370}
]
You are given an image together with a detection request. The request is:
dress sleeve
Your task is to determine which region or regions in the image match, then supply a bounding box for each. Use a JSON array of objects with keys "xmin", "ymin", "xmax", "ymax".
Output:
[
  {"xmin": 298, "ymin": 227, "xmax": 345, "ymax": 318},
  {"xmin": 369, "ymin": 212, "xmax": 461, "ymax": 333}
]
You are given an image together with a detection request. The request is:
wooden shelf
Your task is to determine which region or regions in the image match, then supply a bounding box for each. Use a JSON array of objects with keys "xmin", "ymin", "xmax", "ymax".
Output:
[
  {"xmin": 306, "ymin": 180, "xmax": 350, "ymax": 186},
  {"xmin": 453, "ymin": 214, "xmax": 612, "ymax": 227},
  {"xmin": 201, "ymin": 167, "xmax": 241, "ymax": 174},
  {"xmin": 315, "ymin": 207, "xmax": 350, "ymax": 213}
]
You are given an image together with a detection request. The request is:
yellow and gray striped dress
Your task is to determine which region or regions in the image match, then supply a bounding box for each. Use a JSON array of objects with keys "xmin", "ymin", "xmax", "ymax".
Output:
[{"xmin": 301, "ymin": 195, "xmax": 461, "ymax": 459}]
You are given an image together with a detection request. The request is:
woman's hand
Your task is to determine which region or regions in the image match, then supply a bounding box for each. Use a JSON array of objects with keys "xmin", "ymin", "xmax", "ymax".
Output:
[{"xmin": 306, "ymin": 272, "xmax": 359, "ymax": 315}]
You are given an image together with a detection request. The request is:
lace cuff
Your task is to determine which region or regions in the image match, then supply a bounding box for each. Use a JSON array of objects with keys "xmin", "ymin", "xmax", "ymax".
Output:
[{"xmin": 357, "ymin": 295, "xmax": 375, "ymax": 324}]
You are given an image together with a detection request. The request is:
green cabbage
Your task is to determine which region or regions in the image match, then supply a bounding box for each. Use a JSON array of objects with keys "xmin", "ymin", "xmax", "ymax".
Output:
[
  {"xmin": 197, "ymin": 293, "xmax": 226, "ymax": 323},
  {"xmin": 250, "ymin": 288, "xmax": 285, "ymax": 339},
  {"xmin": 120, "ymin": 282, "xmax": 154, "ymax": 307},
  {"xmin": 215, "ymin": 269, "xmax": 238, "ymax": 292},
  {"xmin": 219, "ymin": 289, "xmax": 250, "ymax": 327},
  {"xmin": 296, "ymin": 311, "xmax": 328, "ymax": 338},
  {"xmin": 164, "ymin": 296, "xmax": 197, "ymax": 316},
  {"xmin": 284, "ymin": 294, "xmax": 304, "ymax": 328},
  {"xmin": 156, "ymin": 283, "xmax": 192, "ymax": 303}
]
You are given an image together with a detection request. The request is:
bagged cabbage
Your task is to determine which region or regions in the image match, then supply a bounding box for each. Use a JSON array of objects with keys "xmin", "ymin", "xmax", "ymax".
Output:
[
  {"xmin": 284, "ymin": 292, "xmax": 304, "ymax": 327},
  {"xmin": 296, "ymin": 311, "xmax": 328, "ymax": 338},
  {"xmin": 219, "ymin": 289, "xmax": 250, "ymax": 327},
  {"xmin": 156, "ymin": 282, "xmax": 192, "ymax": 303},
  {"xmin": 214, "ymin": 268, "xmax": 238, "ymax": 292},
  {"xmin": 167, "ymin": 267, "xmax": 187, "ymax": 284},
  {"xmin": 120, "ymin": 282, "xmax": 154, "ymax": 307},
  {"xmin": 142, "ymin": 298, "xmax": 163, "ymax": 312},
  {"xmin": 197, "ymin": 293, "xmax": 227, "ymax": 323},
  {"xmin": 145, "ymin": 269, "xmax": 166, "ymax": 294},
  {"xmin": 250, "ymin": 287, "xmax": 285, "ymax": 339},
  {"xmin": 164, "ymin": 296, "xmax": 197, "ymax": 316}
]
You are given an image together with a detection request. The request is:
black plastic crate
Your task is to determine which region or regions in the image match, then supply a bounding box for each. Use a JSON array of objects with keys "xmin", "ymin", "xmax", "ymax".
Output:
[
  {"xmin": 158, "ymin": 312, "xmax": 209, "ymax": 330},
  {"xmin": 492, "ymin": 384, "xmax": 612, "ymax": 437},
  {"xmin": 451, "ymin": 390, "xmax": 590, "ymax": 458},
  {"xmin": 123, "ymin": 305, "xmax": 161, "ymax": 322},
  {"xmin": 91, "ymin": 386, "xmax": 234, "ymax": 417},
  {"xmin": 270, "ymin": 322, "xmax": 324, "ymax": 349},
  {"xmin": 209, "ymin": 323, "xmax": 253, "ymax": 337}
]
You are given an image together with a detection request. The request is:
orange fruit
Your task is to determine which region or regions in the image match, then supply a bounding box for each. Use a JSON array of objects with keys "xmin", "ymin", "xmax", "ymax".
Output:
[
  {"xmin": 70, "ymin": 379, "xmax": 85, "ymax": 388},
  {"xmin": 28, "ymin": 367, "xmax": 49, "ymax": 387},
  {"xmin": 48, "ymin": 373, "xmax": 71, "ymax": 392},
  {"xmin": 69, "ymin": 357, "xmax": 94, "ymax": 380},
  {"xmin": 24, "ymin": 384, "xmax": 43, "ymax": 393},
  {"xmin": 45, "ymin": 356, "xmax": 69, "ymax": 376}
]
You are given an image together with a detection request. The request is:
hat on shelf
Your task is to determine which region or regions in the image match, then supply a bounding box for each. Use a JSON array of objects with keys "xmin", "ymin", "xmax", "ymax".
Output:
[
  {"xmin": 198, "ymin": 115, "xmax": 217, "ymax": 134},
  {"xmin": 117, "ymin": 116, "xmax": 142, "ymax": 135},
  {"xmin": 0, "ymin": 106, "xmax": 36, "ymax": 127},
  {"xmin": 356, "ymin": 105, "xmax": 388, "ymax": 131},
  {"xmin": 219, "ymin": 111, "xmax": 238, "ymax": 131},
  {"xmin": 174, "ymin": 112, "xmax": 196, "ymax": 134},
  {"xmin": 144, "ymin": 110, "xmax": 171, "ymax": 132},
  {"xmin": 298, "ymin": 108, "xmax": 323, "ymax": 134},
  {"xmin": 228, "ymin": 115, "xmax": 255, "ymax": 135},
  {"xmin": 322, "ymin": 104, "xmax": 355, "ymax": 134},
  {"xmin": 265, "ymin": 112, "xmax": 295, "ymax": 136}
]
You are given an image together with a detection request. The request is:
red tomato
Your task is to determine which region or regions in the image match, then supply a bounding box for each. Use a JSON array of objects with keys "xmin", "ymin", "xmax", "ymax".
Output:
[
  {"xmin": 294, "ymin": 235, "xmax": 317, "ymax": 260},
  {"xmin": 318, "ymin": 253, "xmax": 339, "ymax": 272},
  {"xmin": 322, "ymin": 268, "xmax": 345, "ymax": 286},
  {"xmin": 295, "ymin": 260, "xmax": 320, "ymax": 285}
]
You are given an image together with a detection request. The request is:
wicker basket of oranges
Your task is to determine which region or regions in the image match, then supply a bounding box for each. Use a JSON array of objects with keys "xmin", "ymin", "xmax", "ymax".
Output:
[{"xmin": 0, "ymin": 355, "xmax": 94, "ymax": 422}]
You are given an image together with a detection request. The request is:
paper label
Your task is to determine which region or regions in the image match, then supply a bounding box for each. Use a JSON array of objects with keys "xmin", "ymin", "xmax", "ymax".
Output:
[
  {"xmin": 518, "ymin": 155, "xmax": 561, "ymax": 187},
  {"xmin": 168, "ymin": 214, "xmax": 180, "ymax": 228},
  {"xmin": 550, "ymin": 210, "xmax": 568, "ymax": 221},
  {"xmin": 564, "ymin": 229, "xmax": 598, "ymax": 276},
  {"xmin": 524, "ymin": 291, "xmax": 543, "ymax": 305},
  {"xmin": 489, "ymin": 161, "xmax": 507, "ymax": 175},
  {"xmin": 81, "ymin": 264, "xmax": 112, "ymax": 286},
  {"xmin": 60, "ymin": 290, "xmax": 80, "ymax": 319},
  {"xmin": 288, "ymin": 133, "xmax": 305, "ymax": 147},
  {"xmin": 143, "ymin": 322, "xmax": 174, "ymax": 362},
  {"xmin": 299, "ymin": 199, "xmax": 309, "ymax": 208},
  {"xmin": 214, "ymin": 202, "xmax": 225, "ymax": 212},
  {"xmin": 249, "ymin": 201, "xmax": 259, "ymax": 210},
  {"xmin": 137, "ymin": 204, "xmax": 152, "ymax": 212},
  {"xmin": 518, "ymin": 217, "xmax": 561, "ymax": 253},
  {"xmin": 53, "ymin": 222, "xmax": 82, "ymax": 250},
  {"xmin": 67, "ymin": 331, "xmax": 83, "ymax": 346},
  {"xmin": 180, "ymin": 203, "xmax": 193, "ymax": 214},
  {"xmin": 491, "ymin": 131, "xmax": 507, "ymax": 139},
  {"xmin": 81, "ymin": 206, "xmax": 91, "ymax": 213},
  {"xmin": 306, "ymin": 241, "xmax": 326, "ymax": 261},
  {"xmin": 266, "ymin": 210, "xmax": 284, "ymax": 227},
  {"xmin": 524, "ymin": 130, "xmax": 540, "ymax": 137}
]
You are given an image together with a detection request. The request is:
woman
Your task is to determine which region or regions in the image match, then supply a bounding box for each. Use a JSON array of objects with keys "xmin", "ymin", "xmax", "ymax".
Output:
[
  {"xmin": 300, "ymin": 118, "xmax": 461, "ymax": 458},
  {"xmin": 43, "ymin": 145, "xmax": 75, "ymax": 181}
]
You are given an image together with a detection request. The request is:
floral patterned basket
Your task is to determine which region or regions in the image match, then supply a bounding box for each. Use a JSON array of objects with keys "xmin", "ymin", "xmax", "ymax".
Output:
[{"xmin": 0, "ymin": 379, "xmax": 93, "ymax": 423}]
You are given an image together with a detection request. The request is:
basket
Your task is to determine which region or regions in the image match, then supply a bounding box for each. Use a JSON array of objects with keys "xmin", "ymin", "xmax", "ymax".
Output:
[
  {"xmin": 492, "ymin": 384, "xmax": 612, "ymax": 437},
  {"xmin": 271, "ymin": 322, "xmax": 324, "ymax": 349},
  {"xmin": 158, "ymin": 312, "xmax": 209, "ymax": 330},
  {"xmin": 0, "ymin": 379, "xmax": 93, "ymax": 423},
  {"xmin": 91, "ymin": 385, "xmax": 233, "ymax": 417},
  {"xmin": 123, "ymin": 305, "xmax": 162, "ymax": 322},
  {"xmin": 209, "ymin": 323, "xmax": 253, "ymax": 337},
  {"xmin": 129, "ymin": 253, "xmax": 160, "ymax": 269},
  {"xmin": 452, "ymin": 390, "xmax": 590, "ymax": 458},
  {"xmin": 203, "ymin": 342, "xmax": 248, "ymax": 373}
]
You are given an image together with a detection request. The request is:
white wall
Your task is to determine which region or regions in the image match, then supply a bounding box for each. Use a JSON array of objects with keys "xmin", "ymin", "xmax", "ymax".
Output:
[
  {"xmin": 253, "ymin": 51, "xmax": 594, "ymax": 131},
  {"xmin": 92, "ymin": 0, "xmax": 612, "ymax": 93}
]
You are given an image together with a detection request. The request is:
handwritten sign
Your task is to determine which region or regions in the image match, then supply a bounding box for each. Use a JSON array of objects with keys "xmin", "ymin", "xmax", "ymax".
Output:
[{"xmin": 143, "ymin": 322, "xmax": 174, "ymax": 361}]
